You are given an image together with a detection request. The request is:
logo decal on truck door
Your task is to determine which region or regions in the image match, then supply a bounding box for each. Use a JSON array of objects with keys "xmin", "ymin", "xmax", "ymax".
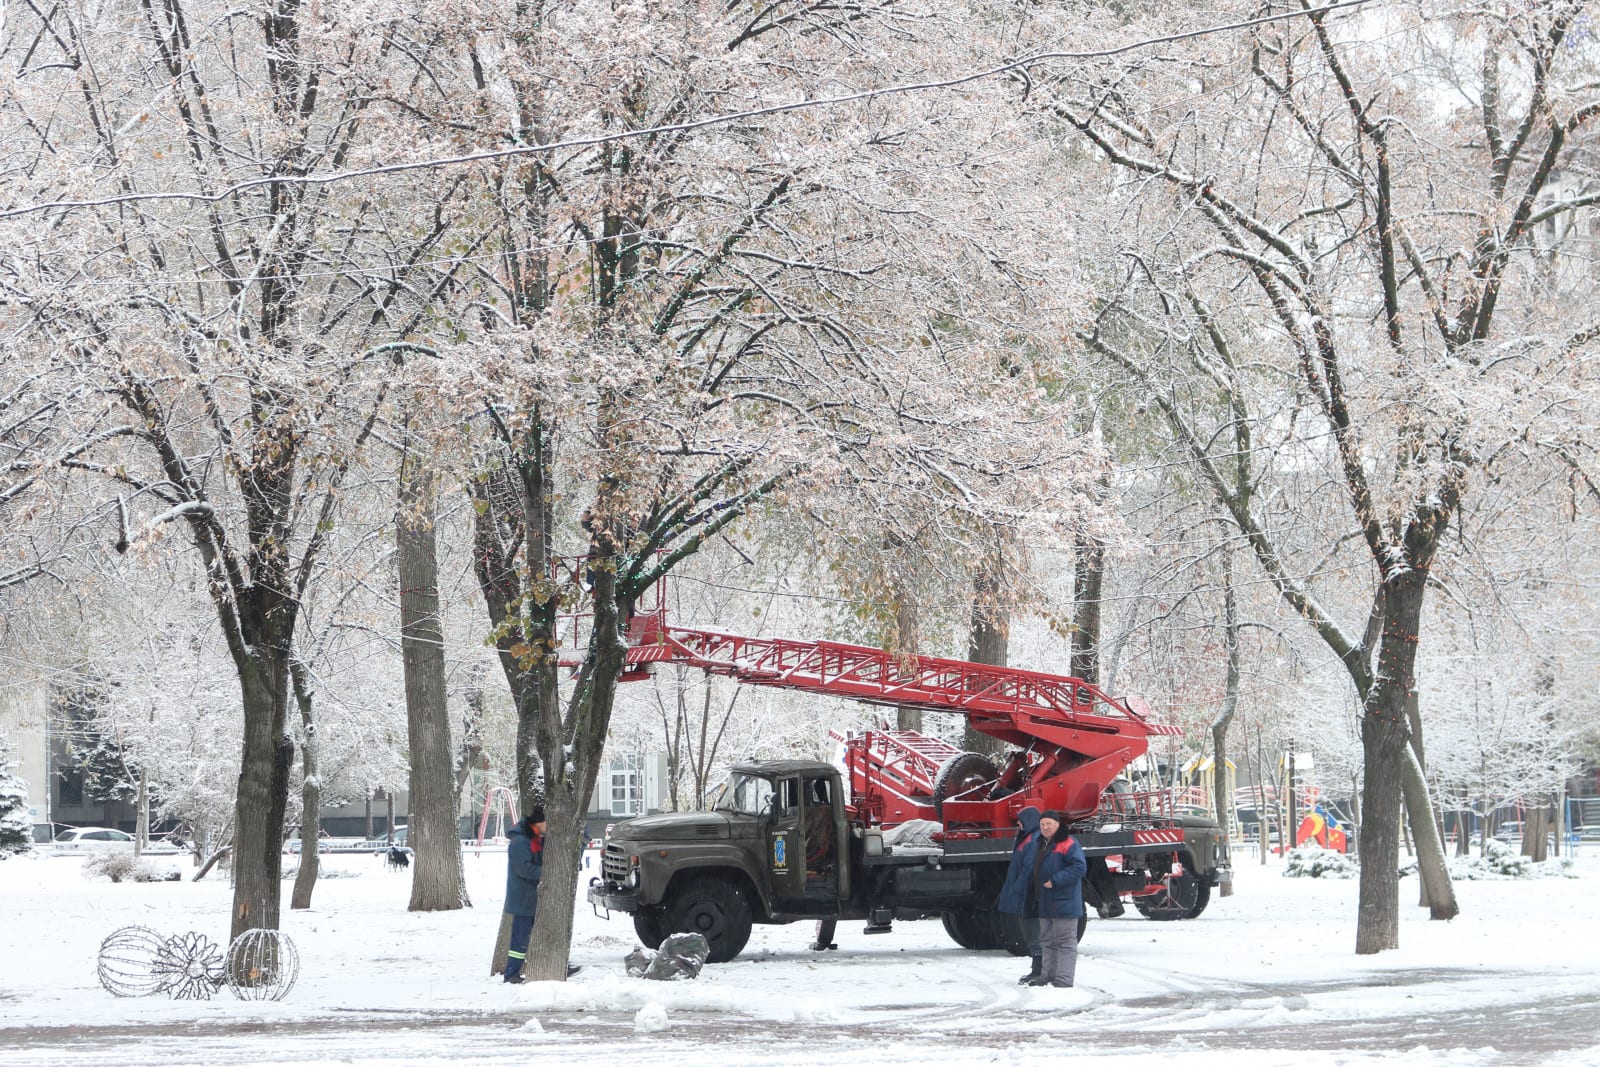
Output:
[{"xmin": 773, "ymin": 834, "xmax": 787, "ymax": 870}]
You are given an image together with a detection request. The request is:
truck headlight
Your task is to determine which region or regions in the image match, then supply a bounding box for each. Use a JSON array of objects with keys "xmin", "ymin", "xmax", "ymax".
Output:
[{"xmin": 626, "ymin": 855, "xmax": 640, "ymax": 888}]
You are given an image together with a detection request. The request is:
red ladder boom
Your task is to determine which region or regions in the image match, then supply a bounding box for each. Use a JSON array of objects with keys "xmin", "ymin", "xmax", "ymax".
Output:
[{"xmin": 603, "ymin": 609, "xmax": 1180, "ymax": 823}]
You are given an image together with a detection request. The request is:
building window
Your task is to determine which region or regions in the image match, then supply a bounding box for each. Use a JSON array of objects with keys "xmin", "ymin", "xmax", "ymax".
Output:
[
  {"xmin": 609, "ymin": 756, "xmax": 643, "ymax": 817},
  {"xmin": 57, "ymin": 765, "xmax": 85, "ymax": 807}
]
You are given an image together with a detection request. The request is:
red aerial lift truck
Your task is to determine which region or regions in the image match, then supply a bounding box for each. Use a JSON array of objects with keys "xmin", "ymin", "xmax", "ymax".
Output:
[{"xmin": 584, "ymin": 597, "xmax": 1231, "ymax": 962}]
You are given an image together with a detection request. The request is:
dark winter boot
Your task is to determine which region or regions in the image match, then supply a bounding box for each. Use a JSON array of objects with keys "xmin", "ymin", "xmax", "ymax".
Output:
[{"xmin": 1019, "ymin": 956, "xmax": 1042, "ymax": 985}]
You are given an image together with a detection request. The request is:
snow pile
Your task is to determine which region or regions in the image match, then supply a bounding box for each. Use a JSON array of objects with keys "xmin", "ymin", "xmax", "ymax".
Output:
[
  {"xmin": 281, "ymin": 863, "xmax": 361, "ymax": 879},
  {"xmin": 1281, "ymin": 845, "xmax": 1357, "ymax": 879},
  {"xmin": 790, "ymin": 998, "xmax": 838, "ymax": 1023},
  {"xmin": 1446, "ymin": 838, "xmax": 1578, "ymax": 880},
  {"xmin": 633, "ymin": 1001, "xmax": 671, "ymax": 1032}
]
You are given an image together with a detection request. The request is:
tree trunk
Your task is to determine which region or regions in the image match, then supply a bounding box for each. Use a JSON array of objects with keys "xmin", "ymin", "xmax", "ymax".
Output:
[
  {"xmin": 1071, "ymin": 532, "xmax": 1105, "ymax": 685},
  {"xmin": 1401, "ymin": 748, "xmax": 1458, "ymax": 918},
  {"xmin": 1523, "ymin": 803, "xmax": 1552, "ymax": 863},
  {"xmin": 1212, "ymin": 544, "xmax": 1239, "ymax": 896},
  {"xmin": 454, "ymin": 670, "xmax": 487, "ymax": 814},
  {"xmin": 1401, "ymin": 688, "xmax": 1452, "ymax": 915},
  {"xmin": 290, "ymin": 661, "xmax": 321, "ymax": 910},
  {"xmin": 193, "ymin": 844, "xmax": 232, "ymax": 882},
  {"xmin": 398, "ymin": 454, "xmax": 470, "ymax": 912},
  {"xmin": 490, "ymin": 911, "xmax": 514, "ymax": 976},
  {"xmin": 520, "ymin": 476, "xmax": 633, "ymax": 982},
  {"xmin": 963, "ymin": 548, "xmax": 1008, "ymax": 758},
  {"xmin": 134, "ymin": 764, "xmax": 149, "ymax": 859},
  {"xmin": 231, "ymin": 648, "xmax": 294, "ymax": 940},
  {"xmin": 893, "ymin": 583, "xmax": 921, "ymax": 733},
  {"xmin": 1354, "ymin": 572, "xmax": 1427, "ymax": 954}
]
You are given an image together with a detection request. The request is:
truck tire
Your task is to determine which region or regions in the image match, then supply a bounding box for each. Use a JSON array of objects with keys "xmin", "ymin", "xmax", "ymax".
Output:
[
  {"xmin": 941, "ymin": 908, "xmax": 1001, "ymax": 950},
  {"xmin": 664, "ymin": 876, "xmax": 753, "ymax": 963},
  {"xmin": 1133, "ymin": 854, "xmax": 1209, "ymax": 921},
  {"xmin": 633, "ymin": 912, "xmax": 666, "ymax": 949},
  {"xmin": 993, "ymin": 912, "xmax": 1034, "ymax": 956},
  {"xmin": 932, "ymin": 752, "xmax": 999, "ymax": 822}
]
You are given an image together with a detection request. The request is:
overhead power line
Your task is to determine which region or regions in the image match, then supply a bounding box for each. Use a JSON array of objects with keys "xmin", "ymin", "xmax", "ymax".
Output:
[{"xmin": 0, "ymin": 0, "xmax": 1371, "ymax": 220}]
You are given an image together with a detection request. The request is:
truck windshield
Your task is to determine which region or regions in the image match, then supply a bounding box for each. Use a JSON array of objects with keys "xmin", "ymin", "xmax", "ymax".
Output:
[{"xmin": 714, "ymin": 773, "xmax": 774, "ymax": 816}]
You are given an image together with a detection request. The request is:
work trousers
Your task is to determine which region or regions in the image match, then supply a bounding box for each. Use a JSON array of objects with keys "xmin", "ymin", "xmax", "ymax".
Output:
[
  {"xmin": 504, "ymin": 911, "xmax": 536, "ymax": 981},
  {"xmin": 1039, "ymin": 916, "xmax": 1079, "ymax": 984},
  {"xmin": 1020, "ymin": 915, "xmax": 1041, "ymax": 956}
]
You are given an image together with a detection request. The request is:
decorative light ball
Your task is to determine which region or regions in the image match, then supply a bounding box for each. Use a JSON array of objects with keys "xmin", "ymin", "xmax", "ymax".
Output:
[
  {"xmin": 225, "ymin": 929, "xmax": 300, "ymax": 1002},
  {"xmin": 97, "ymin": 926, "xmax": 169, "ymax": 998},
  {"xmin": 154, "ymin": 931, "xmax": 226, "ymax": 1000}
]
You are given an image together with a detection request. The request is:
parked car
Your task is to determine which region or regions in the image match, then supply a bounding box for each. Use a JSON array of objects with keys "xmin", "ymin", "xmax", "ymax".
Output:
[
  {"xmin": 1494, "ymin": 820, "xmax": 1526, "ymax": 843},
  {"xmin": 364, "ymin": 826, "xmax": 408, "ymax": 850},
  {"xmin": 52, "ymin": 827, "xmax": 135, "ymax": 852},
  {"xmin": 284, "ymin": 830, "xmax": 332, "ymax": 855}
]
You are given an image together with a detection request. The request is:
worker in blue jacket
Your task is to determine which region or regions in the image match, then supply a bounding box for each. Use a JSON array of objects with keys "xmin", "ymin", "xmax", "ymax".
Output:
[
  {"xmin": 502, "ymin": 808, "xmax": 546, "ymax": 984},
  {"xmin": 995, "ymin": 805, "xmax": 1044, "ymax": 984},
  {"xmin": 1035, "ymin": 810, "xmax": 1087, "ymax": 988}
]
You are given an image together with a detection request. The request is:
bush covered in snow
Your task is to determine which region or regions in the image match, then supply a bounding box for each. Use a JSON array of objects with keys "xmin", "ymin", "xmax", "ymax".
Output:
[
  {"xmin": 0, "ymin": 739, "xmax": 34, "ymax": 859},
  {"xmin": 1281, "ymin": 845, "xmax": 1358, "ymax": 879},
  {"xmin": 82, "ymin": 851, "xmax": 180, "ymax": 883},
  {"xmin": 1298, "ymin": 838, "xmax": 1578, "ymax": 882},
  {"xmin": 1445, "ymin": 838, "xmax": 1578, "ymax": 880}
]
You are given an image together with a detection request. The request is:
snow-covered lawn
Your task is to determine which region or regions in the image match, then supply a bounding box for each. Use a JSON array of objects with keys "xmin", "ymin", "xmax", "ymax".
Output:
[{"xmin": 2, "ymin": 845, "xmax": 1599, "ymax": 1066}]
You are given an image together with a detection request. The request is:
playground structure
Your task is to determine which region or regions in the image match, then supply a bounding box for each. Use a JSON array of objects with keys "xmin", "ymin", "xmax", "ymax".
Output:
[
  {"xmin": 1295, "ymin": 799, "xmax": 1350, "ymax": 853},
  {"xmin": 475, "ymin": 785, "xmax": 519, "ymax": 847}
]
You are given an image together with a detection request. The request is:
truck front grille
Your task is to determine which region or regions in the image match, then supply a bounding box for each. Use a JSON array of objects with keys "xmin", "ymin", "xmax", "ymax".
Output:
[{"xmin": 602, "ymin": 844, "xmax": 632, "ymax": 884}]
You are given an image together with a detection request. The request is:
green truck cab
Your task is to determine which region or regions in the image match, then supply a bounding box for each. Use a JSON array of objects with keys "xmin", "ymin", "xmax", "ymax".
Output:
[{"xmin": 589, "ymin": 760, "xmax": 853, "ymax": 962}]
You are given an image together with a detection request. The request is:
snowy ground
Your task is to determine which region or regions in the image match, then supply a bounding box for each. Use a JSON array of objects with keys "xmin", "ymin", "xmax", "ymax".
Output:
[{"xmin": 3, "ymin": 844, "xmax": 1598, "ymax": 1066}]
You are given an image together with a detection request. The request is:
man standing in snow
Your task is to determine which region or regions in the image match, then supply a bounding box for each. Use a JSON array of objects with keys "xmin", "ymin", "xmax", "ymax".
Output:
[
  {"xmin": 502, "ymin": 809, "xmax": 545, "ymax": 984},
  {"xmin": 1035, "ymin": 810, "xmax": 1087, "ymax": 989},
  {"xmin": 502, "ymin": 807, "xmax": 581, "ymax": 984},
  {"xmin": 995, "ymin": 806, "xmax": 1044, "ymax": 984}
]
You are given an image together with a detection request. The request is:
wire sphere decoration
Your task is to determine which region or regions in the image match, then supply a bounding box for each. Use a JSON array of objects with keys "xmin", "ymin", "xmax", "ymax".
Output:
[
  {"xmin": 225, "ymin": 929, "xmax": 300, "ymax": 1002},
  {"xmin": 153, "ymin": 931, "xmax": 226, "ymax": 1000},
  {"xmin": 96, "ymin": 925, "xmax": 171, "ymax": 998}
]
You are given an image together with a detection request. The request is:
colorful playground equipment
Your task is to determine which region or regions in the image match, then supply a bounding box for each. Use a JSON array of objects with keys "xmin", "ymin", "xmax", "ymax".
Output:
[{"xmin": 1295, "ymin": 801, "xmax": 1349, "ymax": 853}]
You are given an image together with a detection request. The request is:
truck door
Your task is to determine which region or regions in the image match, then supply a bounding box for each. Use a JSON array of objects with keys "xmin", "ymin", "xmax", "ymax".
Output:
[
  {"xmin": 802, "ymin": 776, "xmax": 838, "ymax": 882},
  {"xmin": 767, "ymin": 776, "xmax": 807, "ymax": 908}
]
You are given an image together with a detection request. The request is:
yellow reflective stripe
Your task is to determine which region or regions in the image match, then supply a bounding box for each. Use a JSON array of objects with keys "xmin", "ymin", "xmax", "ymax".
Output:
[{"xmin": 507, "ymin": 950, "xmax": 526, "ymax": 959}]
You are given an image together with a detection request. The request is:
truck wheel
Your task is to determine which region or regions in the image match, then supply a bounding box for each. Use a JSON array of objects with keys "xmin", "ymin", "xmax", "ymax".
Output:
[
  {"xmin": 942, "ymin": 908, "xmax": 995, "ymax": 950},
  {"xmin": 665, "ymin": 877, "xmax": 753, "ymax": 963},
  {"xmin": 1182, "ymin": 881, "xmax": 1211, "ymax": 919},
  {"xmin": 932, "ymin": 752, "xmax": 999, "ymax": 822},
  {"xmin": 1133, "ymin": 865, "xmax": 1208, "ymax": 921},
  {"xmin": 992, "ymin": 912, "xmax": 1033, "ymax": 956},
  {"xmin": 633, "ymin": 912, "xmax": 666, "ymax": 949}
]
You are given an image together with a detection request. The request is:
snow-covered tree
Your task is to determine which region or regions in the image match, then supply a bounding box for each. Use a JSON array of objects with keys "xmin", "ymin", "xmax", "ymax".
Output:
[
  {"xmin": 0, "ymin": 736, "xmax": 32, "ymax": 857},
  {"xmin": 1052, "ymin": 0, "xmax": 1600, "ymax": 952}
]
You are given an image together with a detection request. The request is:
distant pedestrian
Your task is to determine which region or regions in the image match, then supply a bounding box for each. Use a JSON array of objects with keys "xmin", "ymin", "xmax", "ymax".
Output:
[
  {"xmin": 1034, "ymin": 810, "xmax": 1087, "ymax": 988},
  {"xmin": 994, "ymin": 805, "xmax": 1044, "ymax": 985},
  {"xmin": 501, "ymin": 808, "xmax": 546, "ymax": 984}
]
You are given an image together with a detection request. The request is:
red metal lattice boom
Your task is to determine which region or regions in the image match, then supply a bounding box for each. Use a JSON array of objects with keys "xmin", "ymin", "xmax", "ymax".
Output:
[{"xmin": 594, "ymin": 608, "xmax": 1180, "ymax": 823}]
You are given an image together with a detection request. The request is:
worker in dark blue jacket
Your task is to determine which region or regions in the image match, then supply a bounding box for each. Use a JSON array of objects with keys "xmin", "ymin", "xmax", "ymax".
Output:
[
  {"xmin": 502, "ymin": 808, "xmax": 546, "ymax": 984},
  {"xmin": 1035, "ymin": 810, "xmax": 1088, "ymax": 988},
  {"xmin": 995, "ymin": 805, "xmax": 1044, "ymax": 984}
]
